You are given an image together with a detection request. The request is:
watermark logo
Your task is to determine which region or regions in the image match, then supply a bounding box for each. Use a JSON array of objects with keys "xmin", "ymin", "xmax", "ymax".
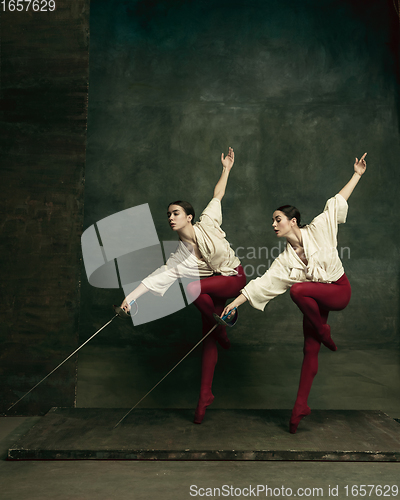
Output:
[
  {"xmin": 233, "ymin": 243, "xmax": 350, "ymax": 279},
  {"xmin": 81, "ymin": 204, "xmax": 200, "ymax": 326}
]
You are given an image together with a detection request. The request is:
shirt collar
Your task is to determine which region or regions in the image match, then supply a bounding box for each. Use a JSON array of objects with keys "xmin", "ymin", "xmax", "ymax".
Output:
[
  {"xmin": 286, "ymin": 228, "xmax": 320, "ymax": 268},
  {"xmin": 301, "ymin": 227, "xmax": 320, "ymax": 257}
]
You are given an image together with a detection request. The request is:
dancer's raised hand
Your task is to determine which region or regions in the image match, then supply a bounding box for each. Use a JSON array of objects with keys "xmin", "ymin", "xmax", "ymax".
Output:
[
  {"xmin": 221, "ymin": 147, "xmax": 235, "ymax": 171},
  {"xmin": 339, "ymin": 152, "xmax": 368, "ymax": 201},
  {"xmin": 354, "ymin": 153, "xmax": 367, "ymax": 176},
  {"xmin": 214, "ymin": 147, "xmax": 235, "ymax": 200}
]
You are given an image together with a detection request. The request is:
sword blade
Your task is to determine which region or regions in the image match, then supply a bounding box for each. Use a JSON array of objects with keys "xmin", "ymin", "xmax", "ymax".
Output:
[
  {"xmin": 113, "ymin": 322, "xmax": 219, "ymax": 428},
  {"xmin": 7, "ymin": 313, "xmax": 119, "ymax": 411}
]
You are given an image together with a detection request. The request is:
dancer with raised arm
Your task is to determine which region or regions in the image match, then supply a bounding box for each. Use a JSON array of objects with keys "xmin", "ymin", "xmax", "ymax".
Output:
[
  {"xmin": 121, "ymin": 148, "xmax": 246, "ymax": 424},
  {"xmin": 222, "ymin": 153, "xmax": 367, "ymax": 433}
]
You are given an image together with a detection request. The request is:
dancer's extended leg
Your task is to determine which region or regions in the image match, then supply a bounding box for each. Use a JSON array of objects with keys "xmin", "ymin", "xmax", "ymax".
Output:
[
  {"xmin": 289, "ymin": 310, "xmax": 328, "ymax": 433},
  {"xmin": 289, "ymin": 274, "xmax": 351, "ymax": 351},
  {"xmin": 189, "ymin": 266, "xmax": 246, "ymax": 424},
  {"xmin": 194, "ymin": 314, "xmax": 218, "ymax": 424},
  {"xmin": 289, "ymin": 274, "xmax": 351, "ymax": 432}
]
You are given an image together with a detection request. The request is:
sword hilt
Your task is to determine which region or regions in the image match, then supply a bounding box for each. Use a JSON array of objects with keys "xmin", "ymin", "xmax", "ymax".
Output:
[
  {"xmin": 113, "ymin": 299, "xmax": 138, "ymax": 319},
  {"xmin": 113, "ymin": 305, "xmax": 130, "ymax": 319},
  {"xmin": 213, "ymin": 307, "xmax": 238, "ymax": 327}
]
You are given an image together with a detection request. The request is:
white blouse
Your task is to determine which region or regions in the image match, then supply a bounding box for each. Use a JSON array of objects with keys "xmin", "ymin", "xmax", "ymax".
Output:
[
  {"xmin": 241, "ymin": 193, "xmax": 348, "ymax": 311},
  {"xmin": 142, "ymin": 198, "xmax": 241, "ymax": 297}
]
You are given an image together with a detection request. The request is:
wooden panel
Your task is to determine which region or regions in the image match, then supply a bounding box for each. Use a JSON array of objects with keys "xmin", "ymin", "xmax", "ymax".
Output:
[
  {"xmin": 8, "ymin": 408, "xmax": 400, "ymax": 461},
  {"xmin": 0, "ymin": 0, "xmax": 90, "ymax": 414}
]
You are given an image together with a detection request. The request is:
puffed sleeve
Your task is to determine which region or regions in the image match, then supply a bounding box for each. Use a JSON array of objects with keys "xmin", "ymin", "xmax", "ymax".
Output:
[
  {"xmin": 141, "ymin": 250, "xmax": 185, "ymax": 297},
  {"xmin": 198, "ymin": 198, "xmax": 222, "ymax": 227},
  {"xmin": 241, "ymin": 256, "xmax": 293, "ymax": 311},
  {"xmin": 308, "ymin": 194, "xmax": 348, "ymax": 244}
]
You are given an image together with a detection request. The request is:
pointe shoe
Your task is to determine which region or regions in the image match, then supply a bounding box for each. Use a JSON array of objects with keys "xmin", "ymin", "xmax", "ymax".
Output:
[
  {"xmin": 289, "ymin": 405, "xmax": 311, "ymax": 434},
  {"xmin": 319, "ymin": 324, "xmax": 337, "ymax": 351},
  {"xmin": 193, "ymin": 394, "xmax": 215, "ymax": 424}
]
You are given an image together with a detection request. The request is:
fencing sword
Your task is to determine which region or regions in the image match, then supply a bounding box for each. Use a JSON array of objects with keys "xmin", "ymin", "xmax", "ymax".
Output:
[
  {"xmin": 113, "ymin": 307, "xmax": 238, "ymax": 429},
  {"xmin": 7, "ymin": 302, "xmax": 138, "ymax": 412}
]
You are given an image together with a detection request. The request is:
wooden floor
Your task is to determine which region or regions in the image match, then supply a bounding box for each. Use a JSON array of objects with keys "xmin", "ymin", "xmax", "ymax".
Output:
[{"xmin": 7, "ymin": 407, "xmax": 400, "ymax": 461}]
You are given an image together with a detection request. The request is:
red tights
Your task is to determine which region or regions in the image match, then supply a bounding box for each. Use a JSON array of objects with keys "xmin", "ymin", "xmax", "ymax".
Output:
[
  {"xmin": 289, "ymin": 273, "xmax": 351, "ymax": 432},
  {"xmin": 187, "ymin": 265, "xmax": 246, "ymax": 423}
]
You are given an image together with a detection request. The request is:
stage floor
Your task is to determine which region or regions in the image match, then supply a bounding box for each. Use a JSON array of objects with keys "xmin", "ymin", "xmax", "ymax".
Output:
[{"xmin": 7, "ymin": 407, "xmax": 400, "ymax": 461}]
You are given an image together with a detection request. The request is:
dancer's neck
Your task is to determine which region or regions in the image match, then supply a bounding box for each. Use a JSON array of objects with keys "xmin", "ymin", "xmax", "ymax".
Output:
[
  {"xmin": 285, "ymin": 226, "xmax": 303, "ymax": 249},
  {"xmin": 178, "ymin": 224, "xmax": 196, "ymax": 246}
]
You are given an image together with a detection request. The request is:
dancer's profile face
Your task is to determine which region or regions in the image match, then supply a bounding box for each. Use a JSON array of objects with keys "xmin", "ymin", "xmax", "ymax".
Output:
[
  {"xmin": 272, "ymin": 210, "xmax": 296, "ymax": 238},
  {"xmin": 167, "ymin": 204, "xmax": 192, "ymax": 231}
]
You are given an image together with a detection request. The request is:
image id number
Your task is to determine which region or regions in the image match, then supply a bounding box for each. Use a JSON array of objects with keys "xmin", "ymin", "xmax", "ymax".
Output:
[
  {"xmin": 2, "ymin": 0, "xmax": 56, "ymax": 11},
  {"xmin": 344, "ymin": 485, "xmax": 399, "ymax": 497}
]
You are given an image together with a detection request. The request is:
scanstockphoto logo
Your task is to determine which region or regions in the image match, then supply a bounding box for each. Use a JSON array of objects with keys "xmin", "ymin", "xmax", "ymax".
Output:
[{"xmin": 81, "ymin": 204, "xmax": 201, "ymax": 326}]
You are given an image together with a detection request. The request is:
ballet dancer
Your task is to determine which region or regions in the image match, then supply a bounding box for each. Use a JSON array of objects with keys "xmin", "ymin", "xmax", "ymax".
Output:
[
  {"xmin": 223, "ymin": 153, "xmax": 367, "ymax": 433},
  {"xmin": 121, "ymin": 147, "xmax": 246, "ymax": 424}
]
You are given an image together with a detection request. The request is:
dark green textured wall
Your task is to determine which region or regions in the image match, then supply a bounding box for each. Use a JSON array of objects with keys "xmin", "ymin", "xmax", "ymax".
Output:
[
  {"xmin": 79, "ymin": 0, "xmax": 400, "ymax": 410},
  {"xmin": 0, "ymin": 1, "xmax": 90, "ymax": 414}
]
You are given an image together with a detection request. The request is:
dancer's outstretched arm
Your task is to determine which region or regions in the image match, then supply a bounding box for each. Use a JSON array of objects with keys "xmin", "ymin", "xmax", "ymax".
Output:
[
  {"xmin": 213, "ymin": 147, "xmax": 235, "ymax": 201},
  {"xmin": 338, "ymin": 153, "xmax": 367, "ymax": 201}
]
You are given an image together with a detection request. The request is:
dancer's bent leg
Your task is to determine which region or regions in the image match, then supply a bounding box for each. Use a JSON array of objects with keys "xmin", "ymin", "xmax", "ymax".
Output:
[
  {"xmin": 188, "ymin": 266, "xmax": 246, "ymax": 349},
  {"xmin": 187, "ymin": 266, "xmax": 246, "ymax": 322},
  {"xmin": 290, "ymin": 274, "xmax": 351, "ymax": 351},
  {"xmin": 191, "ymin": 291, "xmax": 230, "ymax": 348}
]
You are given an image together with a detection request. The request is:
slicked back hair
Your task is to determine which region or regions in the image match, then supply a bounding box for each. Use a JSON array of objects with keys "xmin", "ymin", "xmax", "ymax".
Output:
[
  {"xmin": 276, "ymin": 205, "xmax": 305, "ymax": 228},
  {"xmin": 168, "ymin": 201, "xmax": 195, "ymax": 225}
]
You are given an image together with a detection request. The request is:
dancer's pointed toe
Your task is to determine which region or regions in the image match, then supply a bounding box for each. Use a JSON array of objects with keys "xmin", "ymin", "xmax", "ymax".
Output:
[
  {"xmin": 289, "ymin": 405, "xmax": 311, "ymax": 434},
  {"xmin": 193, "ymin": 394, "xmax": 215, "ymax": 424},
  {"xmin": 319, "ymin": 324, "xmax": 337, "ymax": 351}
]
